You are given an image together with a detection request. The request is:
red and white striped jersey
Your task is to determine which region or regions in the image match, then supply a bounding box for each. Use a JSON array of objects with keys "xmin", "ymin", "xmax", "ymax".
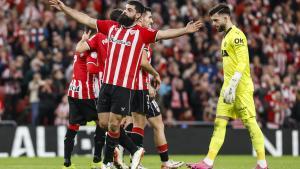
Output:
[
  {"xmin": 87, "ymin": 33, "xmax": 108, "ymax": 73},
  {"xmin": 96, "ymin": 20, "xmax": 158, "ymax": 90},
  {"xmin": 68, "ymin": 50, "xmax": 105, "ymax": 99},
  {"xmin": 135, "ymin": 44, "xmax": 153, "ymax": 90}
]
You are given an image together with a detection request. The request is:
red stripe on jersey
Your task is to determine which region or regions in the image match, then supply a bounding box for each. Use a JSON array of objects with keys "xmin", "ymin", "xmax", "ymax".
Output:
[
  {"xmin": 108, "ymin": 29, "xmax": 126, "ymax": 85},
  {"xmin": 103, "ymin": 26, "xmax": 121, "ymax": 84}
]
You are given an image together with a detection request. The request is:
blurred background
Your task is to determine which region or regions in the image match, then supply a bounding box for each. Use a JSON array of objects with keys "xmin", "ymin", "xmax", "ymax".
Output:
[{"xmin": 0, "ymin": 0, "xmax": 300, "ymax": 130}]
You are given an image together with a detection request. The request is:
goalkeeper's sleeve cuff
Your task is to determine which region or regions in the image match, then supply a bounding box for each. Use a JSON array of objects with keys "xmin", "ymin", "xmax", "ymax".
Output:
[{"xmin": 230, "ymin": 72, "xmax": 242, "ymax": 88}]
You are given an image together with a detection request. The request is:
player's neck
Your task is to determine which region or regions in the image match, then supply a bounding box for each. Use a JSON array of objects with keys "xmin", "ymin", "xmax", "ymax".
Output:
[{"xmin": 225, "ymin": 22, "xmax": 233, "ymax": 32}]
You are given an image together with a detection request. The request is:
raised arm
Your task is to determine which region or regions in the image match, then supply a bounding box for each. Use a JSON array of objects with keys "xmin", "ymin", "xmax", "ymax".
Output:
[
  {"xmin": 75, "ymin": 30, "xmax": 91, "ymax": 53},
  {"xmin": 156, "ymin": 20, "xmax": 203, "ymax": 41},
  {"xmin": 49, "ymin": 0, "xmax": 97, "ymax": 29}
]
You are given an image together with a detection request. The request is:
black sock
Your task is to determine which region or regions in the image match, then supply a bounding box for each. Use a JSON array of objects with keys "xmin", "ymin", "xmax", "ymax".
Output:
[
  {"xmin": 103, "ymin": 131, "xmax": 119, "ymax": 164},
  {"xmin": 119, "ymin": 128, "xmax": 138, "ymax": 155},
  {"xmin": 131, "ymin": 127, "xmax": 144, "ymax": 147},
  {"xmin": 125, "ymin": 123, "xmax": 133, "ymax": 138},
  {"xmin": 159, "ymin": 151, "xmax": 169, "ymax": 162},
  {"xmin": 93, "ymin": 125, "xmax": 106, "ymax": 163},
  {"xmin": 64, "ymin": 128, "xmax": 77, "ymax": 166},
  {"xmin": 157, "ymin": 144, "xmax": 169, "ymax": 162}
]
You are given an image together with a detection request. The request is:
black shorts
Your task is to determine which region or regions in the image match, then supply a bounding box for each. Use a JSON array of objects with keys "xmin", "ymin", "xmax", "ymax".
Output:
[
  {"xmin": 131, "ymin": 90, "xmax": 161, "ymax": 118},
  {"xmin": 68, "ymin": 97, "xmax": 98, "ymax": 125},
  {"xmin": 97, "ymin": 84, "xmax": 134, "ymax": 116}
]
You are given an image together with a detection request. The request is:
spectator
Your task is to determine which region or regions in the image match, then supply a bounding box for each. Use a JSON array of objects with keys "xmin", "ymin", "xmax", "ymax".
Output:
[
  {"xmin": 54, "ymin": 94, "xmax": 69, "ymax": 125},
  {"xmin": 292, "ymin": 89, "xmax": 300, "ymax": 127},
  {"xmin": 38, "ymin": 78, "xmax": 56, "ymax": 125},
  {"xmin": 28, "ymin": 73, "xmax": 44, "ymax": 125},
  {"xmin": 169, "ymin": 78, "xmax": 189, "ymax": 119}
]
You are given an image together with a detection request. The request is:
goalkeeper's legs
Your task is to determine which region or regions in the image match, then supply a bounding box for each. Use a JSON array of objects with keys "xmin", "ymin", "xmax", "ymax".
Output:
[
  {"xmin": 187, "ymin": 116, "xmax": 228, "ymax": 169},
  {"xmin": 64, "ymin": 124, "xmax": 79, "ymax": 167},
  {"xmin": 205, "ymin": 117, "xmax": 229, "ymax": 164},
  {"xmin": 242, "ymin": 117, "xmax": 267, "ymax": 169}
]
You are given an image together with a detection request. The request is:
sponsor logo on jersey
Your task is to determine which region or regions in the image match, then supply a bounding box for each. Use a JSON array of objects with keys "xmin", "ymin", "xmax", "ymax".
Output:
[
  {"xmin": 69, "ymin": 85, "xmax": 80, "ymax": 92},
  {"xmin": 234, "ymin": 38, "xmax": 244, "ymax": 45},
  {"xmin": 108, "ymin": 36, "xmax": 131, "ymax": 46}
]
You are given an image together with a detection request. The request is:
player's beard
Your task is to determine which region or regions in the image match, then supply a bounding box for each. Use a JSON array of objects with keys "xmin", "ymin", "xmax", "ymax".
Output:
[
  {"xmin": 118, "ymin": 13, "xmax": 135, "ymax": 27},
  {"xmin": 217, "ymin": 24, "xmax": 226, "ymax": 32}
]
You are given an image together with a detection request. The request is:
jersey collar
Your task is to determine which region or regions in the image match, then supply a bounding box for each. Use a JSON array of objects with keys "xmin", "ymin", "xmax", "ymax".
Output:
[{"xmin": 224, "ymin": 26, "xmax": 233, "ymax": 37}]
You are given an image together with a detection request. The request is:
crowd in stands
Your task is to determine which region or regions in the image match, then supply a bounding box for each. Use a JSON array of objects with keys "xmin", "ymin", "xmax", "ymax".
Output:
[{"xmin": 0, "ymin": 0, "xmax": 300, "ymax": 128}]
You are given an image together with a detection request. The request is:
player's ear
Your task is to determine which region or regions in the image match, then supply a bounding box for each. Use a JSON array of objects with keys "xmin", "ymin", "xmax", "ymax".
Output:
[{"xmin": 136, "ymin": 13, "xmax": 142, "ymax": 20}]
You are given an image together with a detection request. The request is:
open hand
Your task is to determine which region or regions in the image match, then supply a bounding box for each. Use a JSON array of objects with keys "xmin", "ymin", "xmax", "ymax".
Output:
[
  {"xmin": 49, "ymin": 0, "xmax": 65, "ymax": 10},
  {"xmin": 185, "ymin": 20, "xmax": 204, "ymax": 33},
  {"xmin": 81, "ymin": 30, "xmax": 91, "ymax": 41}
]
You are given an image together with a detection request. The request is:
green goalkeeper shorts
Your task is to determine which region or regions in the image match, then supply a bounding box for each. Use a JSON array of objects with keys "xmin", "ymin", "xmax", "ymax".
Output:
[{"xmin": 216, "ymin": 91, "xmax": 256, "ymax": 120}]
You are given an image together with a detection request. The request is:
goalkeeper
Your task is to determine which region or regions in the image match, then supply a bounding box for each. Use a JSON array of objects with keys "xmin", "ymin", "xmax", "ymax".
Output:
[{"xmin": 187, "ymin": 4, "xmax": 268, "ymax": 169}]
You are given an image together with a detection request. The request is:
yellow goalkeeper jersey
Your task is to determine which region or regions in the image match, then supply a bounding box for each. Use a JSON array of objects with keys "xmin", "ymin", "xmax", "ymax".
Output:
[{"xmin": 220, "ymin": 25, "xmax": 254, "ymax": 94}]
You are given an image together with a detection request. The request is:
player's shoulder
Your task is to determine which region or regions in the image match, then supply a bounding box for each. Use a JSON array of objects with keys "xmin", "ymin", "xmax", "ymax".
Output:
[
  {"xmin": 97, "ymin": 19, "xmax": 119, "ymax": 25},
  {"xmin": 230, "ymin": 25, "xmax": 246, "ymax": 38},
  {"xmin": 135, "ymin": 25, "xmax": 157, "ymax": 33},
  {"xmin": 95, "ymin": 32, "xmax": 107, "ymax": 40}
]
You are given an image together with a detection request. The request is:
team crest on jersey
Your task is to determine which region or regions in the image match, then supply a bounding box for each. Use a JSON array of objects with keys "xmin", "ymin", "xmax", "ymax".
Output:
[
  {"xmin": 91, "ymin": 52, "xmax": 97, "ymax": 59},
  {"xmin": 102, "ymin": 39, "xmax": 108, "ymax": 45}
]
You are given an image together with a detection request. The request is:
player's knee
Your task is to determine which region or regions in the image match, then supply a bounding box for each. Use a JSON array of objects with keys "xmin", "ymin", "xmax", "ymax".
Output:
[
  {"xmin": 108, "ymin": 122, "xmax": 120, "ymax": 133},
  {"xmin": 99, "ymin": 120, "xmax": 108, "ymax": 130},
  {"xmin": 242, "ymin": 117, "xmax": 258, "ymax": 128},
  {"xmin": 152, "ymin": 119, "xmax": 164, "ymax": 132},
  {"xmin": 214, "ymin": 118, "xmax": 228, "ymax": 129}
]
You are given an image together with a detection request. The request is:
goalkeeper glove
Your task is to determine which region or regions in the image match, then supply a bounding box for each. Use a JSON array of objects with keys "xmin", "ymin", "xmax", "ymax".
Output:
[{"xmin": 223, "ymin": 72, "xmax": 242, "ymax": 104}]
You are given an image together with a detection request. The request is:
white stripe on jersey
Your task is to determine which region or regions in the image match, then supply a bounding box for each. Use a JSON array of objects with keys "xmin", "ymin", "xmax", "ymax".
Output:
[
  {"xmin": 113, "ymin": 29, "xmax": 131, "ymax": 85},
  {"xmin": 85, "ymin": 72, "xmax": 91, "ymax": 99},
  {"xmin": 92, "ymin": 74, "xmax": 97, "ymax": 98},
  {"xmin": 71, "ymin": 79, "xmax": 76, "ymax": 97},
  {"xmin": 78, "ymin": 80, "xmax": 83, "ymax": 99},
  {"xmin": 105, "ymin": 27, "xmax": 123, "ymax": 84},
  {"xmin": 138, "ymin": 70, "xmax": 143, "ymax": 90},
  {"xmin": 122, "ymin": 30, "xmax": 140, "ymax": 87},
  {"xmin": 131, "ymin": 44, "xmax": 145, "ymax": 89}
]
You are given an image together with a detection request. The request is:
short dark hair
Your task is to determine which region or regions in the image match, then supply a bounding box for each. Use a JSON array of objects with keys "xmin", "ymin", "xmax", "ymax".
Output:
[
  {"xmin": 144, "ymin": 6, "xmax": 151, "ymax": 13},
  {"xmin": 127, "ymin": 0, "xmax": 145, "ymax": 14},
  {"xmin": 110, "ymin": 8, "xmax": 123, "ymax": 21},
  {"xmin": 209, "ymin": 4, "xmax": 231, "ymax": 16}
]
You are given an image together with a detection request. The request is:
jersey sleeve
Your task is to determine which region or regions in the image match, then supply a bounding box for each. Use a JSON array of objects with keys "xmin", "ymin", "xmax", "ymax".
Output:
[
  {"xmin": 96, "ymin": 20, "xmax": 118, "ymax": 35},
  {"xmin": 231, "ymin": 31, "xmax": 248, "ymax": 74},
  {"xmin": 86, "ymin": 34, "xmax": 99, "ymax": 51},
  {"xmin": 86, "ymin": 52, "xmax": 100, "ymax": 74},
  {"xmin": 139, "ymin": 27, "xmax": 158, "ymax": 44}
]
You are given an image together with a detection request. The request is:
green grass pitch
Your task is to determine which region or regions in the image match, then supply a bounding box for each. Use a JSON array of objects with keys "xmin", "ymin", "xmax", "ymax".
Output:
[{"xmin": 0, "ymin": 155, "xmax": 298, "ymax": 169}]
